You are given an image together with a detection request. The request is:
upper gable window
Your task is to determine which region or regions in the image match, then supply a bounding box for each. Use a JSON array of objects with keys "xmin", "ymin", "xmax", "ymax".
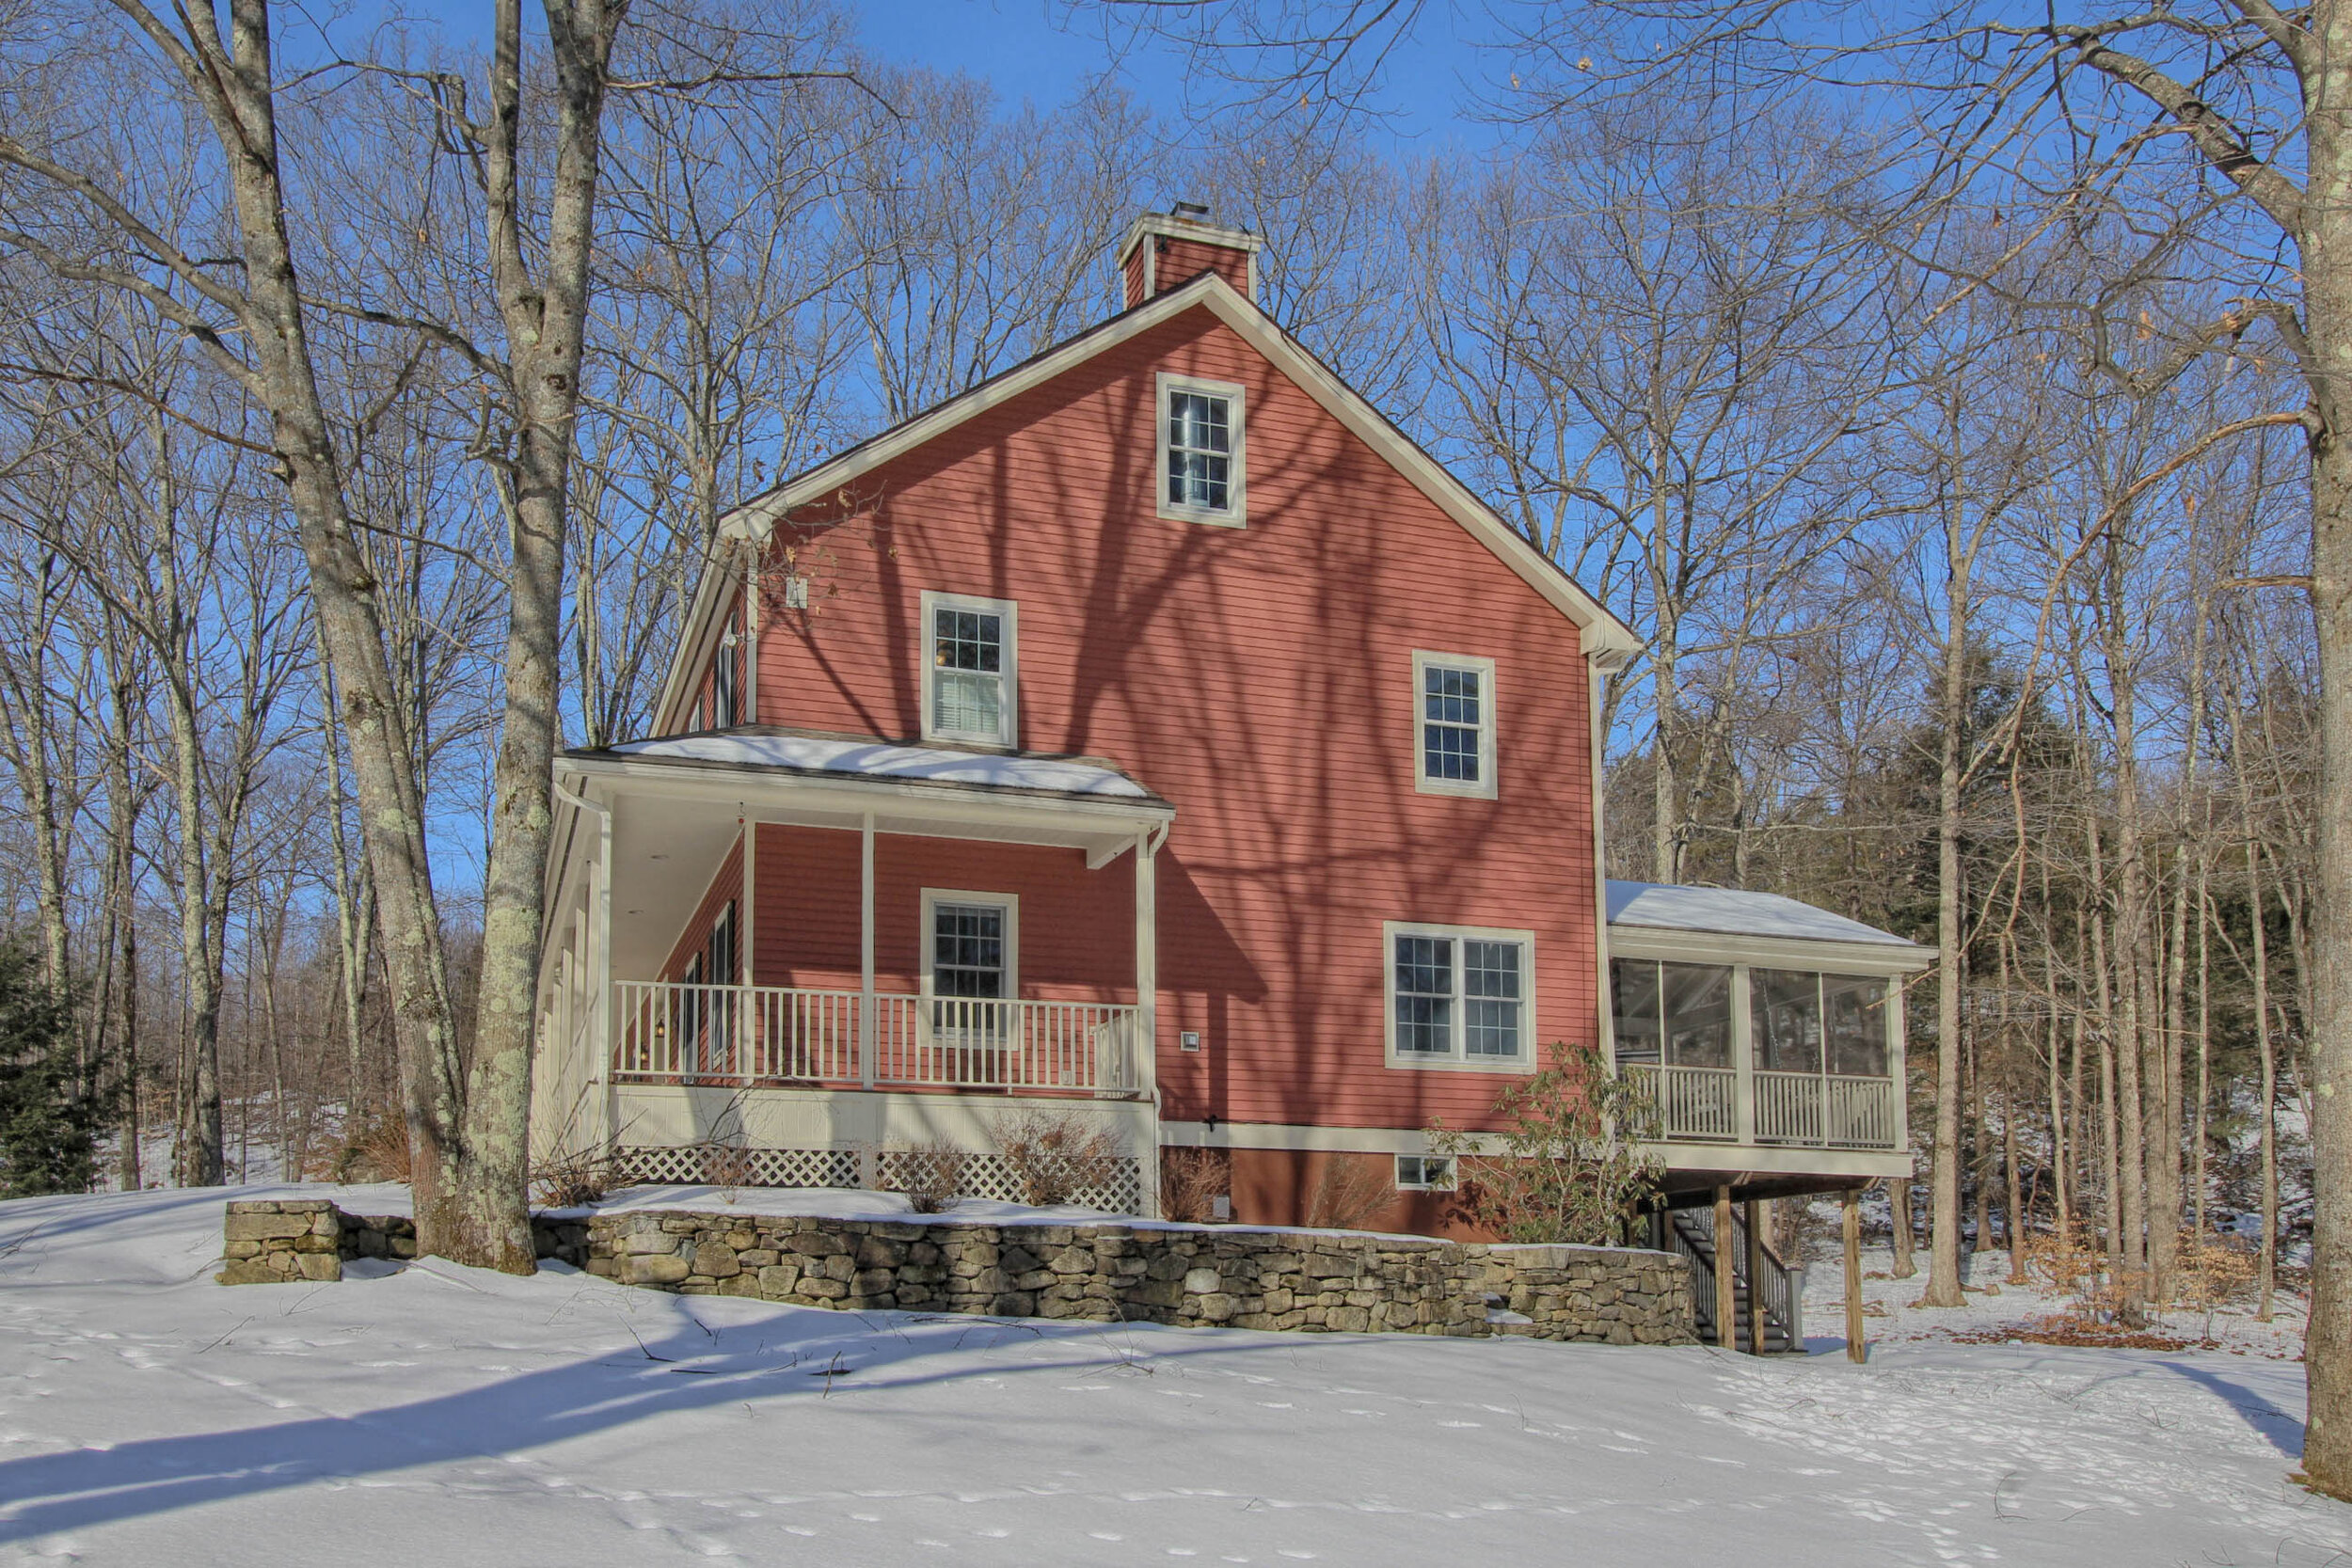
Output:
[
  {"xmin": 712, "ymin": 604, "xmax": 744, "ymax": 728},
  {"xmin": 1412, "ymin": 651, "xmax": 1497, "ymax": 800},
  {"xmin": 1157, "ymin": 372, "xmax": 1247, "ymax": 526},
  {"xmin": 921, "ymin": 590, "xmax": 1018, "ymax": 748}
]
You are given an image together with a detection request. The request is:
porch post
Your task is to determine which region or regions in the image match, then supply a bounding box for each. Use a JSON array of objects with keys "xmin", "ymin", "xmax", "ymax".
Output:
[
  {"xmin": 740, "ymin": 811, "xmax": 755, "ymax": 1086},
  {"xmin": 1134, "ymin": 826, "xmax": 1161, "ymax": 1217},
  {"xmin": 1731, "ymin": 965, "xmax": 1757, "ymax": 1145},
  {"xmin": 593, "ymin": 793, "xmax": 615, "ymax": 1154},
  {"xmin": 1745, "ymin": 1198, "xmax": 1767, "ymax": 1356},
  {"xmin": 860, "ymin": 810, "xmax": 877, "ymax": 1089},
  {"xmin": 1714, "ymin": 1185, "xmax": 1737, "ymax": 1351},
  {"xmin": 1844, "ymin": 1186, "xmax": 1867, "ymax": 1363}
]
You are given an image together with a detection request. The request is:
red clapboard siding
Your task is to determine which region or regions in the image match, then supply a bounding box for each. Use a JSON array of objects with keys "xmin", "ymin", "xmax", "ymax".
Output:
[
  {"xmin": 734, "ymin": 302, "xmax": 1596, "ymax": 1135},
  {"xmin": 749, "ymin": 823, "xmax": 1136, "ymax": 1004}
]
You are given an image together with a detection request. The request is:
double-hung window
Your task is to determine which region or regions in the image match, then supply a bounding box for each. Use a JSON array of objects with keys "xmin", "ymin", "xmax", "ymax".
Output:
[
  {"xmin": 922, "ymin": 889, "xmax": 1018, "ymax": 1047},
  {"xmin": 920, "ymin": 591, "xmax": 1018, "ymax": 747},
  {"xmin": 1157, "ymin": 373, "xmax": 1247, "ymax": 525},
  {"xmin": 1383, "ymin": 922, "xmax": 1534, "ymax": 1069},
  {"xmin": 1411, "ymin": 651, "xmax": 1497, "ymax": 799}
]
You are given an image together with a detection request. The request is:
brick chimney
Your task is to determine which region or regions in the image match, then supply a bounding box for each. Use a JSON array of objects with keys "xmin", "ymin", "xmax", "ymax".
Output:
[{"xmin": 1117, "ymin": 203, "xmax": 1263, "ymax": 309}]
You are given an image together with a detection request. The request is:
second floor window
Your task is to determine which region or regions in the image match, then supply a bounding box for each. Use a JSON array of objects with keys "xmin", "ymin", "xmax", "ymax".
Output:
[
  {"xmin": 921, "ymin": 591, "xmax": 1018, "ymax": 747},
  {"xmin": 1412, "ymin": 652, "xmax": 1497, "ymax": 798},
  {"xmin": 1158, "ymin": 373, "xmax": 1248, "ymax": 525}
]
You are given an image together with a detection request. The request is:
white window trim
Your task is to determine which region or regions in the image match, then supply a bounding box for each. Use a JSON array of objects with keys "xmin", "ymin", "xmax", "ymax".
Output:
[
  {"xmin": 919, "ymin": 590, "xmax": 1019, "ymax": 748},
  {"xmin": 1381, "ymin": 920, "xmax": 1538, "ymax": 1072},
  {"xmin": 1155, "ymin": 372, "xmax": 1248, "ymax": 527},
  {"xmin": 1410, "ymin": 650, "xmax": 1499, "ymax": 800},
  {"xmin": 1394, "ymin": 1153, "xmax": 1457, "ymax": 1192},
  {"xmin": 919, "ymin": 888, "xmax": 1021, "ymax": 999}
]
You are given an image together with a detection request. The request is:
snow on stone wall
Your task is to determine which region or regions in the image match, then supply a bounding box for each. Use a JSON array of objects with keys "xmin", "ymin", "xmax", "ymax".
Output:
[{"xmin": 221, "ymin": 1199, "xmax": 1693, "ymax": 1346}]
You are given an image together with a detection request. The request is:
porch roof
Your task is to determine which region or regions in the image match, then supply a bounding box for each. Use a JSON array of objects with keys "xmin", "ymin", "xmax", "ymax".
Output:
[
  {"xmin": 593, "ymin": 728, "xmax": 1163, "ymax": 803},
  {"xmin": 1606, "ymin": 880, "xmax": 1929, "ymax": 973}
]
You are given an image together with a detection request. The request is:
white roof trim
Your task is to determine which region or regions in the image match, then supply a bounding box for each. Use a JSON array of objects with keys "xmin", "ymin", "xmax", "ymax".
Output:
[{"xmin": 655, "ymin": 274, "xmax": 1642, "ymax": 725}]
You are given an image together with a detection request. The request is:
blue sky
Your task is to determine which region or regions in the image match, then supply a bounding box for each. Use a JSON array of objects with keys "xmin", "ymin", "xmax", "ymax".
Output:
[{"xmin": 400, "ymin": 0, "xmax": 1498, "ymax": 147}]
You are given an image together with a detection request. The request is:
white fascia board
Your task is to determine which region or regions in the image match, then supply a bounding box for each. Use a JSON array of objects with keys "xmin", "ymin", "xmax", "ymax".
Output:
[
  {"xmin": 702, "ymin": 273, "xmax": 1642, "ymax": 665},
  {"xmin": 1157, "ymin": 1120, "xmax": 1494, "ymax": 1156},
  {"xmin": 651, "ymin": 539, "xmax": 744, "ymax": 737},
  {"xmin": 1606, "ymin": 924, "xmax": 1932, "ymax": 975}
]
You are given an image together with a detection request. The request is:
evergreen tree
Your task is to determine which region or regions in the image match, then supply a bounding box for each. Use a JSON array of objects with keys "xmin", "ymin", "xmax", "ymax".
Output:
[{"xmin": 0, "ymin": 941, "xmax": 106, "ymax": 1197}]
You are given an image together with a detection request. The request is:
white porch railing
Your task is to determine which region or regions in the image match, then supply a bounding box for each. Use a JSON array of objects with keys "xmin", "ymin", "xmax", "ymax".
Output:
[
  {"xmin": 1623, "ymin": 1063, "xmax": 1899, "ymax": 1151},
  {"xmin": 610, "ymin": 980, "xmax": 1141, "ymax": 1097},
  {"xmin": 1621, "ymin": 1063, "xmax": 1737, "ymax": 1142}
]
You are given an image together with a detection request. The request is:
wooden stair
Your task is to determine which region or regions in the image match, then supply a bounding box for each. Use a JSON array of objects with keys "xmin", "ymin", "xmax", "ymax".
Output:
[{"xmin": 1662, "ymin": 1209, "xmax": 1801, "ymax": 1354}]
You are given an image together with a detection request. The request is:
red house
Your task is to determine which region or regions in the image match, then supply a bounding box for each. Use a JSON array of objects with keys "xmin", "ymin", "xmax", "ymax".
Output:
[{"xmin": 532, "ymin": 210, "xmax": 1926, "ymax": 1265}]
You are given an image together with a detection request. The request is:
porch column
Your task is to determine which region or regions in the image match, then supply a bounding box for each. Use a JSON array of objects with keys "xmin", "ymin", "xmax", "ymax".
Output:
[
  {"xmin": 1731, "ymin": 964, "xmax": 1757, "ymax": 1145},
  {"xmin": 1714, "ymin": 1185, "xmax": 1736, "ymax": 1351},
  {"xmin": 1844, "ymin": 1186, "xmax": 1867, "ymax": 1363},
  {"xmin": 593, "ymin": 794, "xmax": 615, "ymax": 1153},
  {"xmin": 860, "ymin": 811, "xmax": 877, "ymax": 1089},
  {"xmin": 740, "ymin": 811, "xmax": 755, "ymax": 1086},
  {"xmin": 1134, "ymin": 826, "xmax": 1161, "ymax": 1217}
]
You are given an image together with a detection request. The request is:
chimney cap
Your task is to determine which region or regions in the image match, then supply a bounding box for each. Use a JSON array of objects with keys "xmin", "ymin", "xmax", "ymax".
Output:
[{"xmin": 1115, "ymin": 208, "xmax": 1264, "ymax": 267}]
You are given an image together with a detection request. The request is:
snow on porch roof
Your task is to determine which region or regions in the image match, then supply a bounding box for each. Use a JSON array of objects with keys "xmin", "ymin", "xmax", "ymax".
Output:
[
  {"xmin": 1606, "ymin": 880, "xmax": 1919, "ymax": 947},
  {"xmin": 596, "ymin": 729, "xmax": 1163, "ymax": 802}
]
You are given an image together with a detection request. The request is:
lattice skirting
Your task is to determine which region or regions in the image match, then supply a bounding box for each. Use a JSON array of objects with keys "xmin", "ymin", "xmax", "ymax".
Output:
[
  {"xmin": 876, "ymin": 1148, "xmax": 1146, "ymax": 1214},
  {"xmin": 614, "ymin": 1145, "xmax": 859, "ymax": 1190},
  {"xmin": 612, "ymin": 1143, "xmax": 1145, "ymax": 1213}
]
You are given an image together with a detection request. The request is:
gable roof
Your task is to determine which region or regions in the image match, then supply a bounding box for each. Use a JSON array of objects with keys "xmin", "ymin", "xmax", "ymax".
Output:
[{"xmin": 654, "ymin": 272, "xmax": 1641, "ymax": 732}]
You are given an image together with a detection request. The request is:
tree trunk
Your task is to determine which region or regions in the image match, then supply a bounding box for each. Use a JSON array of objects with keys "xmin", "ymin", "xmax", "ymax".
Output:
[
  {"xmin": 2304, "ymin": 86, "xmax": 2352, "ymax": 1476},
  {"xmin": 1922, "ymin": 512, "xmax": 1970, "ymax": 1308}
]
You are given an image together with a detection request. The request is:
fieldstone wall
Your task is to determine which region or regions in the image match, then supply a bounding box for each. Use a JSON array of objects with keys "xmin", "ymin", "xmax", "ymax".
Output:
[
  {"xmin": 218, "ymin": 1200, "xmax": 1691, "ymax": 1346},
  {"xmin": 589, "ymin": 1213, "xmax": 1692, "ymax": 1344},
  {"xmin": 217, "ymin": 1200, "xmax": 587, "ymax": 1284}
]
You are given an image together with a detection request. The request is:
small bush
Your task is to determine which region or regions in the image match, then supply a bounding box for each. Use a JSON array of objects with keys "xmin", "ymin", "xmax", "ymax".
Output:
[
  {"xmin": 1429, "ymin": 1040, "xmax": 1662, "ymax": 1246},
  {"xmin": 1159, "ymin": 1147, "xmax": 1232, "ymax": 1223},
  {"xmin": 991, "ymin": 1109, "xmax": 1121, "ymax": 1208},
  {"xmin": 1305, "ymin": 1154, "xmax": 1392, "ymax": 1231},
  {"xmin": 888, "ymin": 1140, "xmax": 967, "ymax": 1213},
  {"xmin": 328, "ymin": 1112, "xmax": 413, "ymax": 1185},
  {"xmin": 531, "ymin": 1146, "xmax": 618, "ymax": 1209}
]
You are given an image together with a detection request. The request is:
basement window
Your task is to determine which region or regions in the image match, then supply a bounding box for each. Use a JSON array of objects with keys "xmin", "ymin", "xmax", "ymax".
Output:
[
  {"xmin": 1395, "ymin": 1154, "xmax": 1454, "ymax": 1191},
  {"xmin": 1157, "ymin": 372, "xmax": 1247, "ymax": 526}
]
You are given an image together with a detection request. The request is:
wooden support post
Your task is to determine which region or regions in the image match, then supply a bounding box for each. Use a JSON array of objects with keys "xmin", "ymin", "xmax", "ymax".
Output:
[
  {"xmin": 1714, "ymin": 1185, "xmax": 1737, "ymax": 1350},
  {"xmin": 1844, "ymin": 1186, "xmax": 1867, "ymax": 1364},
  {"xmin": 1745, "ymin": 1198, "xmax": 1766, "ymax": 1356}
]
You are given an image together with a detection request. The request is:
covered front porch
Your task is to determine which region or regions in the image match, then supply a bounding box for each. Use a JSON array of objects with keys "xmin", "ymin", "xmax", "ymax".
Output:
[{"xmin": 533, "ymin": 728, "xmax": 1174, "ymax": 1193}]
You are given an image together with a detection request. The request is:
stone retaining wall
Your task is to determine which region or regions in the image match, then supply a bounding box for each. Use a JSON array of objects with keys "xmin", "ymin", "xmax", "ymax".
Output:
[
  {"xmin": 219, "ymin": 1200, "xmax": 1691, "ymax": 1347},
  {"xmin": 217, "ymin": 1200, "xmax": 585, "ymax": 1284}
]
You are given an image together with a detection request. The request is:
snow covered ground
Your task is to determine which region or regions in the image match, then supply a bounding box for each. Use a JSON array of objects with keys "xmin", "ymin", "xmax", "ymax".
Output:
[{"xmin": 2, "ymin": 1186, "xmax": 2346, "ymax": 1566}]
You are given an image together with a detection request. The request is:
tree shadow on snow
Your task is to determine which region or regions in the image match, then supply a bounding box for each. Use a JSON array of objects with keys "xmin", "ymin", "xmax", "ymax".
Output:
[
  {"xmin": 0, "ymin": 1277, "xmax": 1303, "ymax": 1543},
  {"xmin": 2149, "ymin": 1355, "xmax": 2306, "ymax": 1459}
]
